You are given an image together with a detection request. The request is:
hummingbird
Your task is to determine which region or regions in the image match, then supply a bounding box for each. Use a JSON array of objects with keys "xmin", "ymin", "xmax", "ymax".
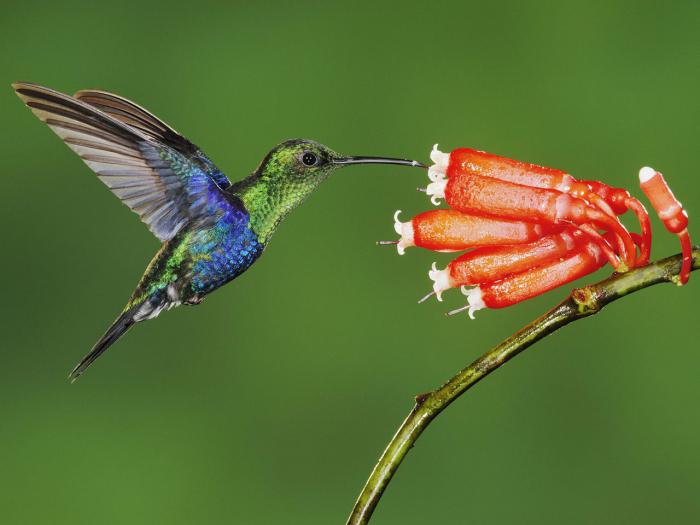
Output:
[{"xmin": 13, "ymin": 82, "xmax": 425, "ymax": 381}]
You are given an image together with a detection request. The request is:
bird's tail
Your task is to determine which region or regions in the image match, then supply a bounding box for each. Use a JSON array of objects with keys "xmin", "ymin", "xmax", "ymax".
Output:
[{"xmin": 68, "ymin": 310, "xmax": 136, "ymax": 382}]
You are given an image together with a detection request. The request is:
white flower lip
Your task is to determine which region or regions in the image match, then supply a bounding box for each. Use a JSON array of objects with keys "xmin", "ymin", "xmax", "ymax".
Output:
[
  {"xmin": 428, "ymin": 262, "xmax": 451, "ymax": 301},
  {"xmin": 427, "ymin": 144, "xmax": 449, "ymax": 182},
  {"xmin": 425, "ymin": 179, "xmax": 446, "ymax": 206},
  {"xmin": 460, "ymin": 285, "xmax": 486, "ymax": 320},
  {"xmin": 425, "ymin": 144, "xmax": 449, "ymax": 205},
  {"xmin": 430, "ymin": 144, "xmax": 450, "ymax": 169},
  {"xmin": 393, "ymin": 210, "xmax": 414, "ymax": 255}
]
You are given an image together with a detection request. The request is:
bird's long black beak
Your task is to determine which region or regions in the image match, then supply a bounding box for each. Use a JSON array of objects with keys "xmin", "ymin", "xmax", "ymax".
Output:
[{"xmin": 333, "ymin": 156, "xmax": 426, "ymax": 169}]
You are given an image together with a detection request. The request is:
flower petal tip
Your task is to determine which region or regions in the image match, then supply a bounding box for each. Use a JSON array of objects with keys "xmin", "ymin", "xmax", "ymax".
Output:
[{"xmin": 639, "ymin": 166, "xmax": 657, "ymax": 183}]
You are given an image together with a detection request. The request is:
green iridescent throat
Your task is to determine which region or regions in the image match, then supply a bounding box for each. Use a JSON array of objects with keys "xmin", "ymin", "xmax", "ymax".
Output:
[{"xmin": 231, "ymin": 144, "xmax": 336, "ymax": 243}]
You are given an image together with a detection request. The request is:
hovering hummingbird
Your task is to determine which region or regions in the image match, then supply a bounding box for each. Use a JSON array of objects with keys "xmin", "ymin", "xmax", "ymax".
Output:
[{"xmin": 13, "ymin": 82, "xmax": 425, "ymax": 381}]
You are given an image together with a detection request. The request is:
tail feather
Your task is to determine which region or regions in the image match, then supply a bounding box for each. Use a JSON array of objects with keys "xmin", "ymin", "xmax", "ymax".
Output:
[{"xmin": 69, "ymin": 311, "xmax": 135, "ymax": 382}]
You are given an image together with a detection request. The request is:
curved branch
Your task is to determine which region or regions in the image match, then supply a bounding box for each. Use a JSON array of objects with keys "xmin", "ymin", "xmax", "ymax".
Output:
[{"xmin": 346, "ymin": 247, "xmax": 699, "ymax": 525}]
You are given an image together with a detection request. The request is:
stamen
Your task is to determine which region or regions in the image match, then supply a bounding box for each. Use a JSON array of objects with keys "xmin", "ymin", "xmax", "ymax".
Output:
[
  {"xmin": 446, "ymin": 304, "xmax": 470, "ymax": 316},
  {"xmin": 417, "ymin": 291, "xmax": 436, "ymax": 304}
]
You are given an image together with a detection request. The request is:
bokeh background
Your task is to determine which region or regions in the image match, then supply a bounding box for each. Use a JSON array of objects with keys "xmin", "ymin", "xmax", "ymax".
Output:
[{"xmin": 1, "ymin": 1, "xmax": 698, "ymax": 523}]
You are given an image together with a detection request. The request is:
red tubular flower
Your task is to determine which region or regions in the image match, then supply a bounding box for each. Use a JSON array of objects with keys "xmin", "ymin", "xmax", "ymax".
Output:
[
  {"xmin": 440, "ymin": 154, "xmax": 636, "ymax": 269},
  {"xmin": 385, "ymin": 145, "xmax": 692, "ymax": 318},
  {"xmin": 392, "ymin": 209, "xmax": 559, "ymax": 254},
  {"xmin": 429, "ymin": 146, "xmax": 653, "ymax": 264},
  {"xmin": 639, "ymin": 167, "xmax": 692, "ymax": 284},
  {"xmin": 453, "ymin": 238, "xmax": 607, "ymax": 318},
  {"xmin": 429, "ymin": 228, "xmax": 584, "ymax": 300}
]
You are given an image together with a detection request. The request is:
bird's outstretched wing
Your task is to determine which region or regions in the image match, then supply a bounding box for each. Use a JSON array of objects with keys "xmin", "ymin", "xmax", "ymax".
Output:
[
  {"xmin": 13, "ymin": 82, "xmax": 234, "ymax": 242},
  {"xmin": 73, "ymin": 88, "xmax": 232, "ymax": 190}
]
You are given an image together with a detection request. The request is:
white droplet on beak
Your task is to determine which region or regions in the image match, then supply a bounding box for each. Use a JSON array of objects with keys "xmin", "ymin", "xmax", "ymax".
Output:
[
  {"xmin": 460, "ymin": 285, "xmax": 486, "ymax": 320},
  {"xmin": 428, "ymin": 262, "xmax": 452, "ymax": 302},
  {"xmin": 393, "ymin": 210, "xmax": 414, "ymax": 255}
]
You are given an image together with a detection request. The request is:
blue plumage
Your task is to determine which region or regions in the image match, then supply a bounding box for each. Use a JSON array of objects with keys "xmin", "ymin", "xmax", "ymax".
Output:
[
  {"xmin": 13, "ymin": 81, "xmax": 423, "ymax": 380},
  {"xmin": 189, "ymin": 206, "xmax": 263, "ymax": 295}
]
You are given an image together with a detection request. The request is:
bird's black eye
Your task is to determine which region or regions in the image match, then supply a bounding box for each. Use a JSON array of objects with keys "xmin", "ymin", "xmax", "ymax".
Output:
[{"xmin": 301, "ymin": 151, "xmax": 318, "ymax": 167}]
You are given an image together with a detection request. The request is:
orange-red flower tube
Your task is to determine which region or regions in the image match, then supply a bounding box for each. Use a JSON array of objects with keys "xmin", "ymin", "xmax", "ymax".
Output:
[
  {"xmin": 454, "ymin": 239, "xmax": 607, "ymax": 318},
  {"xmin": 429, "ymin": 228, "xmax": 585, "ymax": 300},
  {"xmin": 639, "ymin": 167, "xmax": 692, "ymax": 284},
  {"xmin": 392, "ymin": 209, "xmax": 560, "ymax": 254}
]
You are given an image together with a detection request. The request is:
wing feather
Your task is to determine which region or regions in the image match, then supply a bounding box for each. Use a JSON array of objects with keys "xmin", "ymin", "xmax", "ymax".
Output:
[
  {"xmin": 74, "ymin": 89, "xmax": 232, "ymax": 189},
  {"xmin": 74, "ymin": 89, "xmax": 182, "ymax": 143},
  {"xmin": 13, "ymin": 82, "xmax": 235, "ymax": 242}
]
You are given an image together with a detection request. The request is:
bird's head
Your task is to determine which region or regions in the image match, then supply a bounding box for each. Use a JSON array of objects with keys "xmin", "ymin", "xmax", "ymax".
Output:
[
  {"xmin": 255, "ymin": 138, "xmax": 424, "ymax": 192},
  {"xmin": 233, "ymin": 139, "xmax": 424, "ymax": 242}
]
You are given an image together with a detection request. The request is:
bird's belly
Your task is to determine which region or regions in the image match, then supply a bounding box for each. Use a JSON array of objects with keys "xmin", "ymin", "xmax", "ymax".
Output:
[{"xmin": 187, "ymin": 224, "xmax": 263, "ymax": 296}]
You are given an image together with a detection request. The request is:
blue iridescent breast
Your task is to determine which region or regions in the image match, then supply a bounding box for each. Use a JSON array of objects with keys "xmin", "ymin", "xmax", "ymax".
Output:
[{"xmin": 188, "ymin": 197, "xmax": 263, "ymax": 295}]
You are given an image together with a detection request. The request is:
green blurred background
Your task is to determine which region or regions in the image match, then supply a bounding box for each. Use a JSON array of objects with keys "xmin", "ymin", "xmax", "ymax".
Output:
[{"xmin": 1, "ymin": 1, "xmax": 698, "ymax": 523}]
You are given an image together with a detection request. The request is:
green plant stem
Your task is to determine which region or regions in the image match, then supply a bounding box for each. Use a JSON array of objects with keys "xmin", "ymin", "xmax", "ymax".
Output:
[{"xmin": 346, "ymin": 247, "xmax": 699, "ymax": 525}]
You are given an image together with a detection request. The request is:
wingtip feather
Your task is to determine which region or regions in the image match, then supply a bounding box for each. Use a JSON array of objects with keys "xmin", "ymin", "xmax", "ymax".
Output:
[
  {"xmin": 12, "ymin": 80, "xmax": 34, "ymax": 91},
  {"xmin": 12, "ymin": 81, "xmax": 33, "ymax": 102}
]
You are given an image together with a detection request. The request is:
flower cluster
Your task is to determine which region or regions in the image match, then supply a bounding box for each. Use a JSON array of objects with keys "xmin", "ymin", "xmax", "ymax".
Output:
[{"xmin": 387, "ymin": 146, "xmax": 691, "ymax": 318}]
